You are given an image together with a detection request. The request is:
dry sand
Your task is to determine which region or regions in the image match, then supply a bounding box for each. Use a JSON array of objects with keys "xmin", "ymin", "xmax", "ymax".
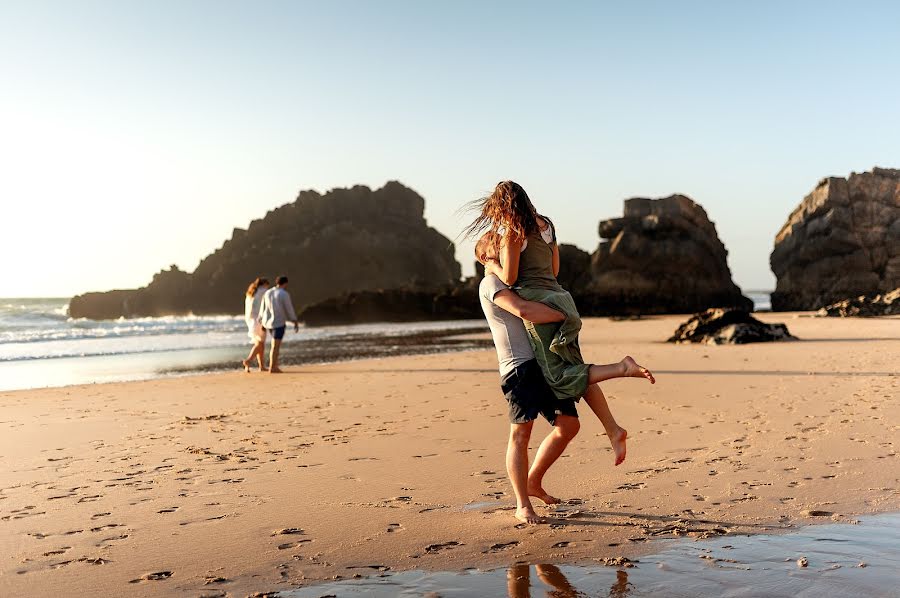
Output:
[{"xmin": 1, "ymin": 314, "xmax": 897, "ymax": 597}]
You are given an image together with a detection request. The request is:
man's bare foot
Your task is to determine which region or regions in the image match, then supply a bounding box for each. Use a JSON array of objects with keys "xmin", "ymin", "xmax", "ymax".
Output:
[
  {"xmin": 269, "ymin": 367, "xmax": 283, "ymax": 374},
  {"xmin": 241, "ymin": 360, "xmax": 250, "ymax": 373},
  {"xmin": 515, "ymin": 506, "xmax": 545, "ymax": 524},
  {"xmin": 621, "ymin": 356, "xmax": 655, "ymax": 384},
  {"xmin": 527, "ymin": 483, "xmax": 561, "ymax": 505},
  {"xmin": 608, "ymin": 426, "xmax": 628, "ymax": 466}
]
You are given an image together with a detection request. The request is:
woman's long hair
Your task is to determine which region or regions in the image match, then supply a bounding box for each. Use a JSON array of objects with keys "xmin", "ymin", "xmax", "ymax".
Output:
[
  {"xmin": 462, "ymin": 180, "xmax": 550, "ymax": 245},
  {"xmin": 246, "ymin": 277, "xmax": 269, "ymax": 297}
]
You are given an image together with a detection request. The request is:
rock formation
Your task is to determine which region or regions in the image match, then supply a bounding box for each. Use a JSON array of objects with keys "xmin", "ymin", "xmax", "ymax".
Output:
[
  {"xmin": 581, "ymin": 195, "xmax": 751, "ymax": 315},
  {"xmin": 300, "ymin": 282, "xmax": 482, "ymax": 327},
  {"xmin": 668, "ymin": 308, "xmax": 796, "ymax": 344},
  {"xmin": 770, "ymin": 167, "xmax": 900, "ymax": 311},
  {"xmin": 816, "ymin": 288, "xmax": 899, "ymax": 317},
  {"xmin": 69, "ymin": 182, "xmax": 461, "ymax": 319}
]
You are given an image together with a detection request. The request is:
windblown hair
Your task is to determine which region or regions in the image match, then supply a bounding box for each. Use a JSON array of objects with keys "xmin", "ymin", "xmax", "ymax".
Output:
[
  {"xmin": 474, "ymin": 231, "xmax": 502, "ymax": 264},
  {"xmin": 462, "ymin": 180, "xmax": 551, "ymax": 246},
  {"xmin": 246, "ymin": 277, "xmax": 269, "ymax": 297}
]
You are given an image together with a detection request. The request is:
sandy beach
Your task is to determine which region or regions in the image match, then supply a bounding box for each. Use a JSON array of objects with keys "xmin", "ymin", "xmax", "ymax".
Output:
[{"xmin": 1, "ymin": 314, "xmax": 897, "ymax": 597}]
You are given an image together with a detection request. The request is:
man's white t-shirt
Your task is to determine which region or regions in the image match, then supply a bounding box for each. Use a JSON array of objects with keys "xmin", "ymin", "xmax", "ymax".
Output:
[
  {"xmin": 478, "ymin": 274, "xmax": 535, "ymax": 376},
  {"xmin": 259, "ymin": 287, "xmax": 297, "ymax": 329}
]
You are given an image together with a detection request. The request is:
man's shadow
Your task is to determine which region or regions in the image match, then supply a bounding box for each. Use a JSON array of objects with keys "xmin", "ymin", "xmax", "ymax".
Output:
[{"xmin": 506, "ymin": 563, "xmax": 632, "ymax": 597}]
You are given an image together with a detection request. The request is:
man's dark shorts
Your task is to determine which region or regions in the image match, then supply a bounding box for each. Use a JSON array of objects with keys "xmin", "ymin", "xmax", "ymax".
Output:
[
  {"xmin": 269, "ymin": 326, "xmax": 286, "ymax": 340},
  {"xmin": 500, "ymin": 359, "xmax": 579, "ymax": 425}
]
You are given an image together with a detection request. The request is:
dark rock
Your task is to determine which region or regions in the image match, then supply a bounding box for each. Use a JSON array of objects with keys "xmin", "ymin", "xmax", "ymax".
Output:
[
  {"xmin": 300, "ymin": 283, "xmax": 482, "ymax": 327},
  {"xmin": 668, "ymin": 308, "xmax": 796, "ymax": 344},
  {"xmin": 557, "ymin": 243, "xmax": 592, "ymax": 297},
  {"xmin": 816, "ymin": 288, "xmax": 899, "ymax": 317},
  {"xmin": 771, "ymin": 168, "xmax": 900, "ymax": 311},
  {"xmin": 581, "ymin": 195, "xmax": 751, "ymax": 315},
  {"xmin": 69, "ymin": 182, "xmax": 461, "ymax": 319}
]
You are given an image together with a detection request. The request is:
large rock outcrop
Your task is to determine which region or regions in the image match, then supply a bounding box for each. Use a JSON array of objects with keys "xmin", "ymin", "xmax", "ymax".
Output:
[
  {"xmin": 770, "ymin": 168, "xmax": 900, "ymax": 311},
  {"xmin": 69, "ymin": 182, "xmax": 461, "ymax": 319},
  {"xmin": 300, "ymin": 282, "xmax": 482, "ymax": 326},
  {"xmin": 580, "ymin": 195, "xmax": 751, "ymax": 315}
]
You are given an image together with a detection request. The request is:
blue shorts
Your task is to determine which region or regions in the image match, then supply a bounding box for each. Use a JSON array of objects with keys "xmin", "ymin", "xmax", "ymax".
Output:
[{"xmin": 269, "ymin": 326, "xmax": 286, "ymax": 340}]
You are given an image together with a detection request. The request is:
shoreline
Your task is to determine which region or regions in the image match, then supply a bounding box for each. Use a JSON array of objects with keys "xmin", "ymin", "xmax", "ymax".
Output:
[
  {"xmin": 1, "ymin": 313, "xmax": 897, "ymax": 596},
  {"xmin": 0, "ymin": 322, "xmax": 493, "ymax": 392}
]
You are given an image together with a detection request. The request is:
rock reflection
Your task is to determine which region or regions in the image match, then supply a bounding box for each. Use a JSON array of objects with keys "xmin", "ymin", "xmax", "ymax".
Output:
[{"xmin": 506, "ymin": 564, "xmax": 630, "ymax": 597}]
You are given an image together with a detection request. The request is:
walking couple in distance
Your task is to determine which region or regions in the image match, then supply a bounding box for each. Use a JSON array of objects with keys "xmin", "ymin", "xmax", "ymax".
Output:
[{"xmin": 242, "ymin": 275, "xmax": 299, "ymax": 374}]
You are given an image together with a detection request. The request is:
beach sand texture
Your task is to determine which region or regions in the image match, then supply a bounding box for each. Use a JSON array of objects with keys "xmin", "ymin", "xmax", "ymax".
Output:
[{"xmin": 1, "ymin": 314, "xmax": 897, "ymax": 597}]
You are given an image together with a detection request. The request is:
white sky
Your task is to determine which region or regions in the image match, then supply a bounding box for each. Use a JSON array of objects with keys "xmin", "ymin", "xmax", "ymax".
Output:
[{"xmin": 2, "ymin": 1, "xmax": 898, "ymax": 297}]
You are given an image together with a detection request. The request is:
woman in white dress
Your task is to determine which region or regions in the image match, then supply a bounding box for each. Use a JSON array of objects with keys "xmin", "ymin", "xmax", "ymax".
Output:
[{"xmin": 241, "ymin": 277, "xmax": 270, "ymax": 372}]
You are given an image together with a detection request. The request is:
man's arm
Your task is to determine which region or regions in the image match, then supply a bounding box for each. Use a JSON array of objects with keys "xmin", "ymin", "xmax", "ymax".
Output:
[
  {"xmin": 279, "ymin": 292, "xmax": 300, "ymax": 330},
  {"xmin": 492, "ymin": 289, "xmax": 564, "ymax": 324}
]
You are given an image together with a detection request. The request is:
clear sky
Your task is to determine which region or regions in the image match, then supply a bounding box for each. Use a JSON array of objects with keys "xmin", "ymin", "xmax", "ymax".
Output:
[{"xmin": 2, "ymin": 1, "xmax": 898, "ymax": 298}]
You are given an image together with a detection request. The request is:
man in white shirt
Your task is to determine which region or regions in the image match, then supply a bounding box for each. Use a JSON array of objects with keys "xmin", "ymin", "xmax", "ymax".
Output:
[
  {"xmin": 258, "ymin": 275, "xmax": 299, "ymax": 374},
  {"xmin": 476, "ymin": 232, "xmax": 631, "ymax": 525}
]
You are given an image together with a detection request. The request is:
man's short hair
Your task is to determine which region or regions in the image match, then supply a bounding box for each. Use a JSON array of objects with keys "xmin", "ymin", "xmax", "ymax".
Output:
[
  {"xmin": 276, "ymin": 275, "xmax": 289, "ymax": 286},
  {"xmin": 475, "ymin": 231, "xmax": 501, "ymax": 264}
]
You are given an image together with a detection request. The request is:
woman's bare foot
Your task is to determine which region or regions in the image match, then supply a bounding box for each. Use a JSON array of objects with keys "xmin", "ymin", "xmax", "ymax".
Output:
[
  {"xmin": 608, "ymin": 426, "xmax": 628, "ymax": 466},
  {"xmin": 515, "ymin": 505, "xmax": 545, "ymax": 524},
  {"xmin": 527, "ymin": 483, "xmax": 561, "ymax": 505},
  {"xmin": 241, "ymin": 360, "xmax": 250, "ymax": 373},
  {"xmin": 621, "ymin": 356, "xmax": 655, "ymax": 384}
]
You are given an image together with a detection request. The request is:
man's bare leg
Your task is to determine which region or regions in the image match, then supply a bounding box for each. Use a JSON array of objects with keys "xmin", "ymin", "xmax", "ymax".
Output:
[
  {"xmin": 269, "ymin": 339, "xmax": 283, "ymax": 373},
  {"xmin": 527, "ymin": 414, "xmax": 579, "ymax": 505},
  {"xmin": 507, "ymin": 422, "xmax": 543, "ymax": 524},
  {"xmin": 588, "ymin": 355, "xmax": 655, "ymax": 385},
  {"xmin": 535, "ymin": 564, "xmax": 577, "ymax": 594},
  {"xmin": 255, "ymin": 344, "xmax": 265, "ymax": 372},
  {"xmin": 582, "ymin": 383, "xmax": 629, "ymax": 466},
  {"xmin": 507, "ymin": 564, "xmax": 531, "ymax": 598}
]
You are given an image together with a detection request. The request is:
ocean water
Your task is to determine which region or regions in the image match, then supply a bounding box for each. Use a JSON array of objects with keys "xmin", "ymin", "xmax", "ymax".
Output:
[
  {"xmin": 0, "ymin": 292, "xmax": 775, "ymax": 391},
  {"xmin": 0, "ymin": 298, "xmax": 490, "ymax": 391}
]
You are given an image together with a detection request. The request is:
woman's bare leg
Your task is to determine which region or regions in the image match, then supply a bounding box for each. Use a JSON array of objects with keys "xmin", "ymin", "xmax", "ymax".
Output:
[
  {"xmin": 582, "ymin": 383, "xmax": 629, "ymax": 465},
  {"xmin": 588, "ymin": 356, "xmax": 654, "ymax": 385}
]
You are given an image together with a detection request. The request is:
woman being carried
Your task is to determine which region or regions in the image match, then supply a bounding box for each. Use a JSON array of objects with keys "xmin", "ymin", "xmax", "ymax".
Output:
[{"xmin": 467, "ymin": 181, "xmax": 655, "ymax": 469}]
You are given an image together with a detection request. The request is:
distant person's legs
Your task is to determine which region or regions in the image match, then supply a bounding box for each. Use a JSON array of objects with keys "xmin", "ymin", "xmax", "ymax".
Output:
[
  {"xmin": 268, "ymin": 326, "xmax": 286, "ymax": 373},
  {"xmin": 242, "ymin": 336, "xmax": 265, "ymax": 373}
]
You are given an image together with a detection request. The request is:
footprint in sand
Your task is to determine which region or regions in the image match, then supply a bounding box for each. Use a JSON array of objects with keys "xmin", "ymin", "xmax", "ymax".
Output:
[
  {"xmin": 425, "ymin": 541, "xmax": 460, "ymax": 553},
  {"xmin": 129, "ymin": 571, "xmax": 173, "ymax": 583},
  {"xmin": 483, "ymin": 541, "xmax": 519, "ymax": 553},
  {"xmin": 272, "ymin": 528, "xmax": 304, "ymax": 536}
]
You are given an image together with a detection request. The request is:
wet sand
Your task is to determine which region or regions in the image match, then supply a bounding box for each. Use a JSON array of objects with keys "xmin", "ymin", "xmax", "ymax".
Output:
[{"xmin": 0, "ymin": 314, "xmax": 897, "ymax": 596}]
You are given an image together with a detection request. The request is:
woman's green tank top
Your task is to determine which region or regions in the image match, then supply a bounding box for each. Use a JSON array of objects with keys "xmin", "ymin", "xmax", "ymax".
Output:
[{"xmin": 514, "ymin": 224, "xmax": 562, "ymax": 291}]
